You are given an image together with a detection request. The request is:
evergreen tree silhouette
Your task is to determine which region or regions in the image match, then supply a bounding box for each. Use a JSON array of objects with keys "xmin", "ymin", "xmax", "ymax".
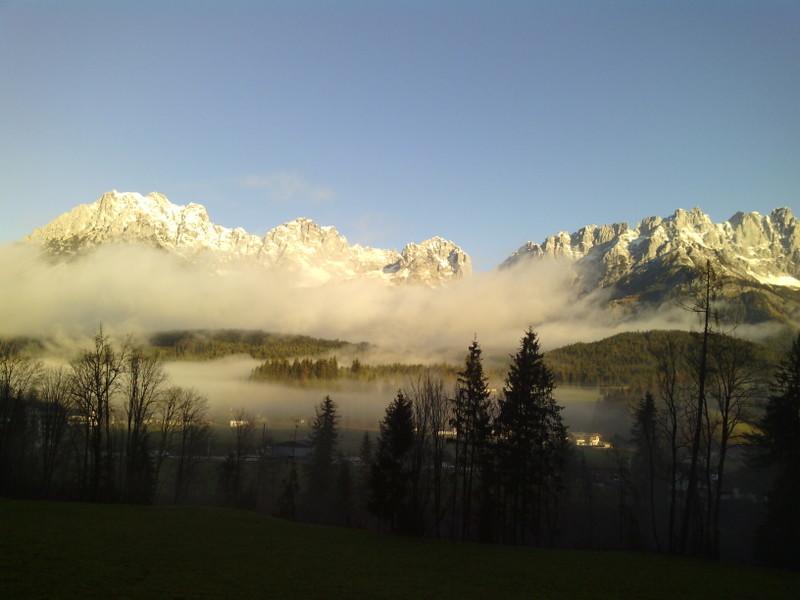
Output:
[
  {"xmin": 369, "ymin": 391, "xmax": 415, "ymax": 532},
  {"xmin": 495, "ymin": 328, "xmax": 568, "ymax": 545},
  {"xmin": 305, "ymin": 396, "xmax": 339, "ymax": 520},
  {"xmin": 751, "ymin": 334, "xmax": 800, "ymax": 568},
  {"xmin": 451, "ymin": 338, "xmax": 493, "ymax": 540}
]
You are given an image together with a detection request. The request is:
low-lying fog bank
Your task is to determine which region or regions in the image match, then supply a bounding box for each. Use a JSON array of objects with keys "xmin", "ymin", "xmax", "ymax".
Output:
[
  {"xmin": 164, "ymin": 356, "xmax": 629, "ymax": 437},
  {"xmin": 0, "ymin": 242, "xmax": 708, "ymax": 357}
]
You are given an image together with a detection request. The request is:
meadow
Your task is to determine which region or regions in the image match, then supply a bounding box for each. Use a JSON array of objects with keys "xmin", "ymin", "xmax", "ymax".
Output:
[{"xmin": 2, "ymin": 499, "xmax": 798, "ymax": 599}]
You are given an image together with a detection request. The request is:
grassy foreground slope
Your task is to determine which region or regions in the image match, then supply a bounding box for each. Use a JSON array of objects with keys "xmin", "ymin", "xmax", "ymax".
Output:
[{"xmin": 2, "ymin": 501, "xmax": 798, "ymax": 599}]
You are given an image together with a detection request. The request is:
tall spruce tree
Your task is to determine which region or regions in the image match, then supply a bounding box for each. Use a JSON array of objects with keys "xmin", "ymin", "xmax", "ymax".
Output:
[
  {"xmin": 495, "ymin": 328, "xmax": 568, "ymax": 545},
  {"xmin": 359, "ymin": 431, "xmax": 373, "ymax": 469},
  {"xmin": 306, "ymin": 396, "xmax": 339, "ymax": 519},
  {"xmin": 369, "ymin": 391, "xmax": 415, "ymax": 532},
  {"xmin": 278, "ymin": 461, "xmax": 299, "ymax": 520},
  {"xmin": 751, "ymin": 333, "xmax": 800, "ymax": 568},
  {"xmin": 451, "ymin": 338, "xmax": 493, "ymax": 540}
]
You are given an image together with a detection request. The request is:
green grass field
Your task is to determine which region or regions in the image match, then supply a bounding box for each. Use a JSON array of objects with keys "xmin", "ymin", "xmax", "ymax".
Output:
[{"xmin": 1, "ymin": 500, "xmax": 798, "ymax": 599}]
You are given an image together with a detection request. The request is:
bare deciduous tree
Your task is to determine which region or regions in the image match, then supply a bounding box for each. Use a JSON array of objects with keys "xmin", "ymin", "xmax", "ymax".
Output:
[
  {"xmin": 39, "ymin": 368, "xmax": 73, "ymax": 495},
  {"xmin": 70, "ymin": 328, "xmax": 127, "ymax": 500},
  {"xmin": 0, "ymin": 340, "xmax": 41, "ymax": 493},
  {"xmin": 123, "ymin": 349, "xmax": 166, "ymax": 501},
  {"xmin": 679, "ymin": 262, "xmax": 719, "ymax": 554},
  {"xmin": 652, "ymin": 335, "xmax": 685, "ymax": 552},
  {"xmin": 174, "ymin": 389, "xmax": 209, "ymax": 503},
  {"xmin": 407, "ymin": 372, "xmax": 450, "ymax": 537},
  {"xmin": 153, "ymin": 386, "xmax": 182, "ymax": 488},
  {"xmin": 706, "ymin": 332, "xmax": 759, "ymax": 556}
]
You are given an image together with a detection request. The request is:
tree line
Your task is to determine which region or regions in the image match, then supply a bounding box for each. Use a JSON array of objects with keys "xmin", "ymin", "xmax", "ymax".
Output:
[
  {"xmin": 148, "ymin": 329, "xmax": 357, "ymax": 360},
  {"xmin": 250, "ymin": 356, "xmax": 457, "ymax": 383},
  {"xmin": 254, "ymin": 329, "xmax": 569, "ymax": 547},
  {"xmin": 0, "ymin": 330, "xmax": 210, "ymax": 504},
  {"xmin": 0, "ymin": 326, "xmax": 569, "ymax": 548}
]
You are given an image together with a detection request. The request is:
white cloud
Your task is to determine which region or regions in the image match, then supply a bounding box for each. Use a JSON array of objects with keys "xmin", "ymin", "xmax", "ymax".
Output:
[
  {"xmin": 0, "ymin": 242, "xmax": 701, "ymax": 360},
  {"xmin": 240, "ymin": 172, "xmax": 334, "ymax": 203}
]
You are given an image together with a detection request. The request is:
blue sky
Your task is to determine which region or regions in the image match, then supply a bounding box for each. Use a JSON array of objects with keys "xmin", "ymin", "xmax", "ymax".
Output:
[{"xmin": 1, "ymin": 0, "xmax": 798, "ymax": 269}]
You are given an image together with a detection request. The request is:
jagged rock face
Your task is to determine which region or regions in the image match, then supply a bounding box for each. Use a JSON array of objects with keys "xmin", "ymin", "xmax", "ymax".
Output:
[
  {"xmin": 27, "ymin": 190, "xmax": 472, "ymax": 285},
  {"xmin": 503, "ymin": 206, "xmax": 800, "ymax": 287},
  {"xmin": 27, "ymin": 191, "xmax": 264, "ymax": 258},
  {"xmin": 385, "ymin": 237, "xmax": 472, "ymax": 284},
  {"xmin": 502, "ymin": 206, "xmax": 800, "ymax": 323}
]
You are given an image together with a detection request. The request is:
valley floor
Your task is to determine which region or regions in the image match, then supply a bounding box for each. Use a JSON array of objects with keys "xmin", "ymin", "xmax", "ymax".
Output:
[{"xmin": 1, "ymin": 499, "xmax": 797, "ymax": 599}]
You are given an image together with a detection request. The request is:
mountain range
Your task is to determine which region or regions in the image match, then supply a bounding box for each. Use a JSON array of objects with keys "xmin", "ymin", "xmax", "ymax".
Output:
[
  {"xmin": 24, "ymin": 190, "xmax": 800, "ymax": 324},
  {"xmin": 27, "ymin": 190, "xmax": 472, "ymax": 285},
  {"xmin": 503, "ymin": 205, "xmax": 800, "ymax": 323}
]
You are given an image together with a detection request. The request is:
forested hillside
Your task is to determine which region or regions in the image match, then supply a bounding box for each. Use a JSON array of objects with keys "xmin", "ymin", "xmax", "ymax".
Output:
[
  {"xmin": 544, "ymin": 330, "xmax": 783, "ymax": 386},
  {"xmin": 251, "ymin": 356, "xmax": 458, "ymax": 383},
  {"xmin": 147, "ymin": 329, "xmax": 365, "ymax": 360}
]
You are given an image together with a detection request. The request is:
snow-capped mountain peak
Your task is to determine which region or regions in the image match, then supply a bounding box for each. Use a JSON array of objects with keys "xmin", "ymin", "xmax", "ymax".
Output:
[
  {"xmin": 26, "ymin": 190, "xmax": 471, "ymax": 286},
  {"xmin": 505, "ymin": 206, "xmax": 798, "ymax": 276},
  {"xmin": 502, "ymin": 206, "xmax": 800, "ymax": 321}
]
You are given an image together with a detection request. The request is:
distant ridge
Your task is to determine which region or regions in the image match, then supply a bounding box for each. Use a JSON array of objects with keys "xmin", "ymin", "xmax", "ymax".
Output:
[
  {"xmin": 503, "ymin": 206, "xmax": 800, "ymax": 324},
  {"xmin": 22, "ymin": 191, "xmax": 800, "ymax": 324},
  {"xmin": 545, "ymin": 330, "xmax": 782, "ymax": 387},
  {"xmin": 27, "ymin": 190, "xmax": 471, "ymax": 286}
]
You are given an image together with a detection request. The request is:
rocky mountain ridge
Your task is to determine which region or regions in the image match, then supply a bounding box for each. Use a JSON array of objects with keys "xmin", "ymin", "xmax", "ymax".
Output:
[
  {"xmin": 27, "ymin": 190, "xmax": 472, "ymax": 285},
  {"xmin": 23, "ymin": 191, "xmax": 800, "ymax": 323},
  {"xmin": 503, "ymin": 207, "xmax": 799, "ymax": 286},
  {"xmin": 502, "ymin": 206, "xmax": 800, "ymax": 323}
]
